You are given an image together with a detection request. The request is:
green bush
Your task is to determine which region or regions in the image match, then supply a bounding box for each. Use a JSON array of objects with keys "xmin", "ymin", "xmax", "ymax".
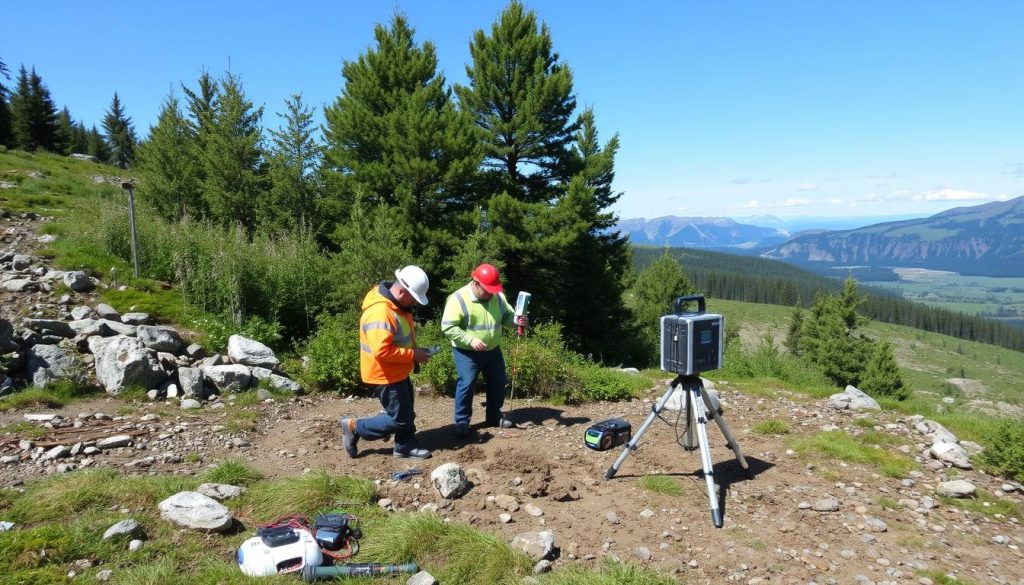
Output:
[
  {"xmin": 720, "ymin": 333, "xmax": 833, "ymax": 395},
  {"xmin": 185, "ymin": 313, "xmax": 284, "ymax": 352},
  {"xmin": 977, "ymin": 420, "xmax": 1024, "ymax": 482},
  {"xmin": 414, "ymin": 321, "xmax": 458, "ymax": 394},
  {"xmin": 569, "ymin": 364, "xmax": 639, "ymax": 402},
  {"xmin": 300, "ymin": 312, "xmax": 362, "ymax": 394}
]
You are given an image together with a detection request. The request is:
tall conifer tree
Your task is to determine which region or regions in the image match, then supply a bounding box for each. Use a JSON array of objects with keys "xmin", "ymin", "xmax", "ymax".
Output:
[
  {"xmin": 200, "ymin": 72, "xmax": 266, "ymax": 230},
  {"xmin": 860, "ymin": 340, "xmax": 909, "ymax": 400},
  {"xmin": 456, "ymin": 0, "xmax": 578, "ymax": 203},
  {"xmin": 264, "ymin": 93, "xmax": 322, "ymax": 234},
  {"xmin": 10, "ymin": 66, "xmax": 58, "ymax": 151},
  {"xmin": 0, "ymin": 57, "xmax": 11, "ymax": 148},
  {"xmin": 55, "ymin": 107, "xmax": 76, "ymax": 155},
  {"xmin": 86, "ymin": 125, "xmax": 110, "ymax": 162},
  {"xmin": 136, "ymin": 93, "xmax": 205, "ymax": 220},
  {"xmin": 102, "ymin": 92, "xmax": 138, "ymax": 168},
  {"xmin": 322, "ymin": 14, "xmax": 480, "ymax": 270}
]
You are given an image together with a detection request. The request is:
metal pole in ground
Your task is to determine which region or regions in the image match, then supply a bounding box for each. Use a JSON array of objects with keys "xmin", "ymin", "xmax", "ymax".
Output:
[{"xmin": 121, "ymin": 181, "xmax": 140, "ymax": 278}]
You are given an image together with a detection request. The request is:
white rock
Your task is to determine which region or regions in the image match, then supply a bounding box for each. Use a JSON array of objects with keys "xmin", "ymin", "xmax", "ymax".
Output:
[
  {"xmin": 197, "ymin": 483, "xmax": 246, "ymax": 500},
  {"xmin": 431, "ymin": 463, "xmax": 469, "ymax": 499},
  {"xmin": 158, "ymin": 491, "xmax": 233, "ymax": 533},
  {"xmin": 511, "ymin": 530, "xmax": 555, "ymax": 561},
  {"xmin": 227, "ymin": 334, "xmax": 280, "ymax": 368},
  {"xmin": 936, "ymin": 480, "xmax": 976, "ymax": 498}
]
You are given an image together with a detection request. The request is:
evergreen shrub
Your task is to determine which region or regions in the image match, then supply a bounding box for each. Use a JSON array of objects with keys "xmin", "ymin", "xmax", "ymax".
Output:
[
  {"xmin": 300, "ymin": 311, "xmax": 361, "ymax": 394},
  {"xmin": 978, "ymin": 420, "xmax": 1024, "ymax": 482}
]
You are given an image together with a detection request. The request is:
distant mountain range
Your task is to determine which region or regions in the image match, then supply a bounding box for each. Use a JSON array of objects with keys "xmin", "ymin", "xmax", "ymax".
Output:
[
  {"xmin": 761, "ymin": 196, "xmax": 1024, "ymax": 277},
  {"xmin": 617, "ymin": 196, "xmax": 1024, "ymax": 277},
  {"xmin": 616, "ymin": 216, "xmax": 789, "ymax": 249}
]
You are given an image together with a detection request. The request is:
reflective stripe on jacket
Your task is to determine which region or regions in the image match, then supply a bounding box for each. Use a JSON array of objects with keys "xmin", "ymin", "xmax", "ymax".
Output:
[
  {"xmin": 441, "ymin": 282, "xmax": 515, "ymax": 351},
  {"xmin": 360, "ymin": 283, "xmax": 416, "ymax": 384}
]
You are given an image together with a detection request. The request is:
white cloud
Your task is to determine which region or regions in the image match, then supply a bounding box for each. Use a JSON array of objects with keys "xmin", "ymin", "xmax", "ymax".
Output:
[
  {"xmin": 781, "ymin": 198, "xmax": 814, "ymax": 207},
  {"xmin": 796, "ymin": 182, "xmax": 818, "ymax": 192},
  {"xmin": 738, "ymin": 199, "xmax": 760, "ymax": 209},
  {"xmin": 912, "ymin": 188, "xmax": 1000, "ymax": 202}
]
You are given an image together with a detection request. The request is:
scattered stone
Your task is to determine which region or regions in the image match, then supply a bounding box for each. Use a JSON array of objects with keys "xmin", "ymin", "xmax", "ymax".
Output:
[
  {"xmin": 158, "ymin": 491, "xmax": 233, "ymax": 533},
  {"xmin": 936, "ymin": 480, "xmax": 976, "ymax": 498},
  {"xmin": 28, "ymin": 344, "xmax": 83, "ymax": 388},
  {"xmin": 202, "ymin": 364, "xmax": 252, "ymax": 393},
  {"xmin": 129, "ymin": 539, "xmax": 143, "ymax": 551},
  {"xmin": 634, "ymin": 546, "xmax": 653, "ymax": 561},
  {"xmin": 524, "ymin": 503, "xmax": 544, "ymax": 517},
  {"xmin": 431, "ymin": 463, "xmax": 469, "ymax": 499},
  {"xmin": 407, "ymin": 571, "xmax": 437, "ymax": 585},
  {"xmin": 605, "ymin": 511, "xmax": 621, "ymax": 524},
  {"xmin": 180, "ymin": 399, "xmax": 202, "ymax": 410},
  {"xmin": 97, "ymin": 435, "xmax": 133, "ymax": 450},
  {"xmin": 865, "ymin": 517, "xmax": 888, "ymax": 533},
  {"xmin": 70, "ymin": 306, "xmax": 92, "ymax": 320},
  {"xmin": 828, "ymin": 385, "xmax": 881, "ymax": 410},
  {"xmin": 62, "ymin": 271, "xmax": 95, "ymax": 292},
  {"xmin": 813, "ymin": 498, "xmax": 840, "ymax": 512},
  {"xmin": 929, "ymin": 441, "xmax": 972, "ymax": 469},
  {"xmin": 494, "ymin": 494, "xmax": 519, "ymax": 512},
  {"xmin": 121, "ymin": 312, "xmax": 153, "ymax": 326},
  {"xmin": 103, "ymin": 519, "xmax": 143, "ymax": 540},
  {"xmin": 96, "ymin": 303, "xmax": 120, "ymax": 320},
  {"xmin": 96, "ymin": 569, "xmax": 112, "ymax": 582},
  {"xmin": 197, "ymin": 483, "xmax": 246, "ymax": 500},
  {"xmin": 533, "ymin": 560, "xmax": 552, "ymax": 574},
  {"xmin": 499, "ymin": 513, "xmax": 512, "ymax": 523},
  {"xmin": 511, "ymin": 530, "xmax": 555, "ymax": 561}
]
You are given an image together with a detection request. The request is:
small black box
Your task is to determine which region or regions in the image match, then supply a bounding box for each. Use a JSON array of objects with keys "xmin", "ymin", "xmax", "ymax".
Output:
[{"xmin": 584, "ymin": 418, "xmax": 632, "ymax": 451}]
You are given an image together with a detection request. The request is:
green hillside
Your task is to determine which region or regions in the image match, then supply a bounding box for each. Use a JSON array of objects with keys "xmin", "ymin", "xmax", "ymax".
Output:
[{"xmin": 708, "ymin": 297, "xmax": 1024, "ymax": 432}]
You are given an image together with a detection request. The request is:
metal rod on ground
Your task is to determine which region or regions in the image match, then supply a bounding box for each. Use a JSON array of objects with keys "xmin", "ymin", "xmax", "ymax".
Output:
[{"xmin": 122, "ymin": 181, "xmax": 140, "ymax": 278}]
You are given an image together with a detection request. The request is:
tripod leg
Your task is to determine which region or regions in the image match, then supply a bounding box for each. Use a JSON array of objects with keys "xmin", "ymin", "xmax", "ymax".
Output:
[
  {"xmin": 690, "ymin": 386, "xmax": 723, "ymax": 528},
  {"xmin": 700, "ymin": 388, "xmax": 751, "ymax": 477},
  {"xmin": 605, "ymin": 381, "xmax": 678, "ymax": 480}
]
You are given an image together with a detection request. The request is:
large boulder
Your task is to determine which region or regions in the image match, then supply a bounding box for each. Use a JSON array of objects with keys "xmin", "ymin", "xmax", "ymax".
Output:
[
  {"xmin": 158, "ymin": 491, "xmax": 233, "ymax": 533},
  {"xmin": 137, "ymin": 325, "xmax": 184, "ymax": 353},
  {"xmin": 177, "ymin": 367, "xmax": 205, "ymax": 398},
  {"xmin": 227, "ymin": 335, "xmax": 280, "ymax": 369},
  {"xmin": 95, "ymin": 303, "xmax": 121, "ymax": 321},
  {"xmin": 98, "ymin": 319, "xmax": 137, "ymax": 337},
  {"xmin": 28, "ymin": 344, "xmax": 83, "ymax": 388},
  {"xmin": 929, "ymin": 441, "xmax": 973, "ymax": 469},
  {"xmin": 89, "ymin": 336, "xmax": 167, "ymax": 394},
  {"xmin": 68, "ymin": 319, "xmax": 113, "ymax": 338},
  {"xmin": 915, "ymin": 419, "xmax": 960, "ymax": 445},
  {"xmin": 201, "ymin": 364, "xmax": 252, "ymax": 392},
  {"xmin": 827, "ymin": 385, "xmax": 880, "ymax": 410}
]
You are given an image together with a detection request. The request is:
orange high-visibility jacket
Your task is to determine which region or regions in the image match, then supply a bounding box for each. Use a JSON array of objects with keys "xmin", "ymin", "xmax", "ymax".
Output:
[{"xmin": 359, "ymin": 283, "xmax": 416, "ymax": 384}]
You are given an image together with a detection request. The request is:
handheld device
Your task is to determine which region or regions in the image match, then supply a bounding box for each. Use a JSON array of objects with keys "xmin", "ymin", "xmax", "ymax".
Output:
[{"xmin": 514, "ymin": 291, "xmax": 531, "ymax": 336}]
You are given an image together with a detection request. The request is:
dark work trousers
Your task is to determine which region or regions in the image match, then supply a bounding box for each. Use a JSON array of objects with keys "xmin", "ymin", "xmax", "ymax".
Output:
[
  {"xmin": 355, "ymin": 378, "xmax": 417, "ymax": 454},
  {"xmin": 452, "ymin": 346, "xmax": 507, "ymax": 426}
]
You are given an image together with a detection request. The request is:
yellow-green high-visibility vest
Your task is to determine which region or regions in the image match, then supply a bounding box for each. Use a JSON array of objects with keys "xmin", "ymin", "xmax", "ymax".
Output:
[{"xmin": 441, "ymin": 283, "xmax": 515, "ymax": 351}]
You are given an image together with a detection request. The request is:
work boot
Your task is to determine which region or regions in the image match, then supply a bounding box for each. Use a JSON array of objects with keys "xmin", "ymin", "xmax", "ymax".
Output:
[
  {"xmin": 454, "ymin": 423, "xmax": 471, "ymax": 438},
  {"xmin": 340, "ymin": 417, "xmax": 359, "ymax": 458},
  {"xmin": 393, "ymin": 447, "xmax": 432, "ymax": 460},
  {"xmin": 486, "ymin": 416, "xmax": 514, "ymax": 429}
]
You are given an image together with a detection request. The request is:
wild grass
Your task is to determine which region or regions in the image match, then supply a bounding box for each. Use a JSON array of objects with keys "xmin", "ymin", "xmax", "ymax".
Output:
[
  {"xmin": 790, "ymin": 430, "xmax": 917, "ymax": 478},
  {"xmin": 637, "ymin": 474, "xmax": 684, "ymax": 496},
  {"xmin": 242, "ymin": 470, "xmax": 375, "ymax": 523},
  {"xmin": 358, "ymin": 513, "xmax": 532, "ymax": 585},
  {"xmin": 938, "ymin": 490, "xmax": 1023, "ymax": 520},
  {"xmin": 537, "ymin": 559, "xmax": 681, "ymax": 585},
  {"xmin": 199, "ymin": 459, "xmax": 264, "ymax": 486},
  {"xmin": 752, "ymin": 419, "xmax": 790, "ymax": 435},
  {"xmin": 0, "ymin": 380, "xmax": 98, "ymax": 411}
]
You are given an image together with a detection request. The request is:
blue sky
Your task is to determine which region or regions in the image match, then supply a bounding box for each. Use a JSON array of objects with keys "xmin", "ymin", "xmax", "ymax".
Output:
[{"xmin": 4, "ymin": 1, "xmax": 1022, "ymax": 222}]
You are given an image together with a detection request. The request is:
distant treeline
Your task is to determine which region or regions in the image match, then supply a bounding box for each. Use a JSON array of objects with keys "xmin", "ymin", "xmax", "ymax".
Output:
[{"xmin": 634, "ymin": 247, "xmax": 1024, "ymax": 352}]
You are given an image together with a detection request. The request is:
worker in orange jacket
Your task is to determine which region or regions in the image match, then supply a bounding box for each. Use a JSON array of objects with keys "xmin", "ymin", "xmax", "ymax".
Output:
[{"xmin": 341, "ymin": 266, "xmax": 433, "ymax": 459}]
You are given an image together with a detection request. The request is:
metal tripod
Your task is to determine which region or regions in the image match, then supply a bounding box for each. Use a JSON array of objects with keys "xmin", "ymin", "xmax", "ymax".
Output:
[{"xmin": 604, "ymin": 374, "xmax": 750, "ymax": 528}]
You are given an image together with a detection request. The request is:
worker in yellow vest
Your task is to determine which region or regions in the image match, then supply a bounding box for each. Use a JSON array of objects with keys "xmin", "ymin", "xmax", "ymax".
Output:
[
  {"xmin": 341, "ymin": 266, "xmax": 433, "ymax": 459},
  {"xmin": 441, "ymin": 263, "xmax": 527, "ymax": 438}
]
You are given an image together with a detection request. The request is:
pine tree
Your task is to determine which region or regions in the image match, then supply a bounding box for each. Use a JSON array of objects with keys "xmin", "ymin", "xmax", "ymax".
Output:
[
  {"xmin": 456, "ymin": 1, "xmax": 578, "ymax": 203},
  {"xmin": 801, "ymin": 294, "xmax": 870, "ymax": 387},
  {"xmin": 9, "ymin": 67, "xmax": 60, "ymax": 151},
  {"xmin": 136, "ymin": 93, "xmax": 205, "ymax": 220},
  {"xmin": 263, "ymin": 93, "xmax": 322, "ymax": 234},
  {"xmin": 86, "ymin": 125, "xmax": 110, "ymax": 162},
  {"xmin": 200, "ymin": 72, "xmax": 266, "ymax": 230},
  {"xmin": 860, "ymin": 340, "xmax": 909, "ymax": 400},
  {"xmin": 626, "ymin": 251, "xmax": 696, "ymax": 363},
  {"xmin": 784, "ymin": 303, "xmax": 804, "ymax": 355},
  {"xmin": 322, "ymin": 14, "xmax": 480, "ymax": 266},
  {"xmin": 55, "ymin": 107, "xmax": 76, "ymax": 155},
  {"xmin": 72, "ymin": 122, "xmax": 88, "ymax": 154},
  {"xmin": 0, "ymin": 57, "xmax": 11, "ymax": 148},
  {"xmin": 102, "ymin": 92, "xmax": 138, "ymax": 168}
]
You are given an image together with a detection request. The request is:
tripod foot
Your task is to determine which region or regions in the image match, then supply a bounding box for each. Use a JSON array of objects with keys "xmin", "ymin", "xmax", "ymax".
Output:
[
  {"xmin": 711, "ymin": 509, "xmax": 723, "ymax": 528},
  {"xmin": 604, "ymin": 467, "xmax": 617, "ymax": 480}
]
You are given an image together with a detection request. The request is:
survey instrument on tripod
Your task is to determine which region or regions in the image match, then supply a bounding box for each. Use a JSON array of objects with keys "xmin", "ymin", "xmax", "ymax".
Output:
[{"xmin": 603, "ymin": 295, "xmax": 751, "ymax": 528}]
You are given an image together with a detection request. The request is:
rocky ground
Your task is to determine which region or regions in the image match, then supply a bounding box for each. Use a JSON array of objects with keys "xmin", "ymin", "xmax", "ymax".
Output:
[{"xmin": 1, "ymin": 210, "xmax": 1023, "ymax": 585}]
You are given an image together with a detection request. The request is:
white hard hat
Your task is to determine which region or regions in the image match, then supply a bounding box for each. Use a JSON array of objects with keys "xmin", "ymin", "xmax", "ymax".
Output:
[{"xmin": 394, "ymin": 265, "xmax": 429, "ymax": 305}]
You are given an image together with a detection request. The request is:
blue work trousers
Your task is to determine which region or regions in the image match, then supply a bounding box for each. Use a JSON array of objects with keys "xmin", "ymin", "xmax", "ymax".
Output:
[
  {"xmin": 356, "ymin": 378, "xmax": 418, "ymax": 453},
  {"xmin": 453, "ymin": 346, "xmax": 507, "ymax": 426}
]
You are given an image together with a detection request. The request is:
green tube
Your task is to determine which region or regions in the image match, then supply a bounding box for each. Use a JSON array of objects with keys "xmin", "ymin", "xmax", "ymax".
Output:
[{"xmin": 303, "ymin": 562, "xmax": 419, "ymax": 581}]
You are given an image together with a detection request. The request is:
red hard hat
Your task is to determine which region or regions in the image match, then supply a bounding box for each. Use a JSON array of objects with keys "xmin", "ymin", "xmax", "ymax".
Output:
[{"xmin": 471, "ymin": 263, "xmax": 503, "ymax": 294}]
